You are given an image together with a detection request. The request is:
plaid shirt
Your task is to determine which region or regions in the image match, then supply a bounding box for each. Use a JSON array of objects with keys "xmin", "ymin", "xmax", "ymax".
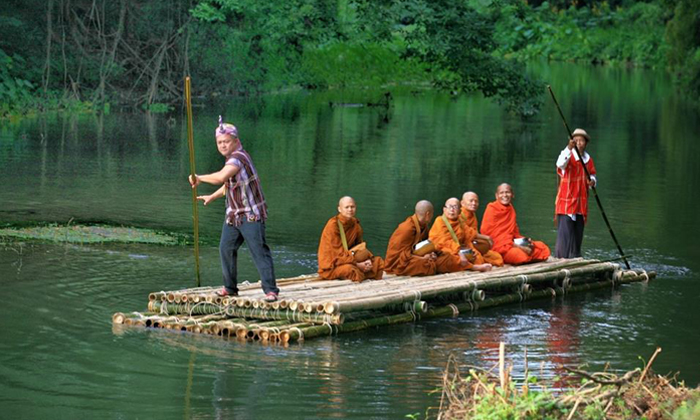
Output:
[
  {"xmin": 555, "ymin": 148, "xmax": 596, "ymax": 221},
  {"xmin": 224, "ymin": 147, "xmax": 268, "ymax": 226}
]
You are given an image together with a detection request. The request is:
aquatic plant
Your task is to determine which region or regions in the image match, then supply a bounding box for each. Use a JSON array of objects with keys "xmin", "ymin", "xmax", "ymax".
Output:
[{"xmin": 0, "ymin": 223, "xmax": 183, "ymax": 245}]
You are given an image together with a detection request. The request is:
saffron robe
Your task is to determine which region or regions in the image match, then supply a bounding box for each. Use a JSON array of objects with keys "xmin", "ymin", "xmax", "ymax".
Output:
[
  {"xmin": 429, "ymin": 215, "xmax": 488, "ymax": 272},
  {"xmin": 460, "ymin": 209, "xmax": 504, "ymax": 267},
  {"xmin": 317, "ymin": 214, "xmax": 384, "ymax": 282},
  {"xmin": 481, "ymin": 201, "xmax": 550, "ymax": 265},
  {"xmin": 385, "ymin": 216, "xmax": 453, "ymax": 276}
]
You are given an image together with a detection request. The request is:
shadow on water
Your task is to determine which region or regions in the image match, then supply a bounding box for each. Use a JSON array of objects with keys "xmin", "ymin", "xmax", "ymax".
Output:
[{"xmin": 1, "ymin": 61, "xmax": 699, "ymax": 419}]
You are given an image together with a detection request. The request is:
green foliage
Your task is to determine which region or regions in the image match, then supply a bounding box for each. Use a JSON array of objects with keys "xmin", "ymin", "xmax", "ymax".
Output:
[
  {"xmin": 190, "ymin": 0, "xmax": 343, "ymax": 93},
  {"xmin": 3, "ymin": 0, "xmax": 692, "ymax": 116},
  {"xmin": 301, "ymin": 41, "xmax": 428, "ymax": 88},
  {"xmin": 396, "ymin": 0, "xmax": 544, "ymax": 115},
  {"xmin": 665, "ymin": 0, "xmax": 700, "ymax": 103},
  {"xmin": 492, "ymin": 0, "xmax": 670, "ymax": 68},
  {"xmin": 188, "ymin": 0, "xmax": 544, "ymax": 115},
  {"xmin": 142, "ymin": 103, "xmax": 174, "ymax": 113},
  {"xmin": 190, "ymin": 2, "xmax": 226, "ymax": 22},
  {"xmin": 672, "ymin": 393, "xmax": 700, "ymax": 420},
  {"xmin": 0, "ymin": 48, "xmax": 36, "ymax": 117}
]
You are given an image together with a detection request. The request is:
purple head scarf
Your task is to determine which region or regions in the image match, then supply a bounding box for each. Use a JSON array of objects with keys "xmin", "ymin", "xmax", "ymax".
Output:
[{"xmin": 216, "ymin": 115, "xmax": 238, "ymax": 138}]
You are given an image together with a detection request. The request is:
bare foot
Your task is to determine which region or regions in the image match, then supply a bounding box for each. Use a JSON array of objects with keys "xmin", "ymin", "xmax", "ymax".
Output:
[{"xmin": 473, "ymin": 263, "xmax": 493, "ymax": 272}]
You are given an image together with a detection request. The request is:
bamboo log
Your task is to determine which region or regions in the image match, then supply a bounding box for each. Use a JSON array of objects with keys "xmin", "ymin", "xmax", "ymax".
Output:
[
  {"xmin": 223, "ymin": 305, "xmax": 345, "ymax": 325},
  {"xmin": 112, "ymin": 311, "xmax": 156, "ymax": 324},
  {"xmin": 149, "ymin": 301, "xmax": 225, "ymax": 316}
]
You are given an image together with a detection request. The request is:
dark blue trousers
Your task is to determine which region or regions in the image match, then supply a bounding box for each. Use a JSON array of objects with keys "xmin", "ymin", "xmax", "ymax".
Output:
[
  {"xmin": 555, "ymin": 214, "xmax": 585, "ymax": 258},
  {"xmin": 220, "ymin": 220, "xmax": 279, "ymax": 294}
]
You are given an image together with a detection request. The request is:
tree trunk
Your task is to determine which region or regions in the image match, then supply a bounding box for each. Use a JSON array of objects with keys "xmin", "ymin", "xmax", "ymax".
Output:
[{"xmin": 43, "ymin": 0, "xmax": 55, "ymax": 96}]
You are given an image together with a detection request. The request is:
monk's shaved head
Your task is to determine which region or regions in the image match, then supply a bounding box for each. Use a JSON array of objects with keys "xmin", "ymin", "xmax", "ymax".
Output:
[
  {"xmin": 496, "ymin": 183, "xmax": 512, "ymax": 194},
  {"xmin": 338, "ymin": 196, "xmax": 355, "ymax": 207},
  {"xmin": 415, "ymin": 200, "xmax": 433, "ymax": 216},
  {"xmin": 495, "ymin": 183, "xmax": 514, "ymax": 206},
  {"xmin": 462, "ymin": 191, "xmax": 477, "ymax": 202},
  {"xmin": 338, "ymin": 196, "xmax": 357, "ymax": 219},
  {"xmin": 414, "ymin": 200, "xmax": 434, "ymax": 226},
  {"xmin": 443, "ymin": 197, "xmax": 461, "ymax": 220},
  {"xmin": 461, "ymin": 191, "xmax": 479, "ymax": 212}
]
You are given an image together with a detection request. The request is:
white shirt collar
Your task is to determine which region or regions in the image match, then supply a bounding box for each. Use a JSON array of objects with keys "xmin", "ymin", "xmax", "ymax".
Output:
[{"xmin": 572, "ymin": 150, "xmax": 590, "ymax": 164}]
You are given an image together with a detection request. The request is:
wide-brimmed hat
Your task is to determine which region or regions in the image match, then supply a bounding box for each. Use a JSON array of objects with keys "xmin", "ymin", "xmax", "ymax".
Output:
[{"xmin": 571, "ymin": 128, "xmax": 590, "ymax": 141}]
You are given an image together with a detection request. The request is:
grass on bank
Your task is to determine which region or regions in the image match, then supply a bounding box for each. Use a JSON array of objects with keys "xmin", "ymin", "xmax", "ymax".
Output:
[
  {"xmin": 426, "ymin": 346, "xmax": 700, "ymax": 420},
  {"xmin": 0, "ymin": 223, "xmax": 184, "ymax": 246}
]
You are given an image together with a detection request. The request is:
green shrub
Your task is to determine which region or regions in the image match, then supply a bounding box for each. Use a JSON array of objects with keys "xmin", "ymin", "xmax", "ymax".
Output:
[{"xmin": 492, "ymin": 0, "xmax": 669, "ymax": 68}]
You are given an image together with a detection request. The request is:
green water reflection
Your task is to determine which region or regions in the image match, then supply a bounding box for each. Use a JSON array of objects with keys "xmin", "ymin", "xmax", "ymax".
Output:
[{"xmin": 1, "ymin": 62, "xmax": 699, "ymax": 419}]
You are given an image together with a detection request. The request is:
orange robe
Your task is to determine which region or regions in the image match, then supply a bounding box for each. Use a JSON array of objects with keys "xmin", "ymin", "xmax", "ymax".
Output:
[
  {"xmin": 384, "ymin": 215, "xmax": 453, "ymax": 276},
  {"xmin": 429, "ymin": 215, "xmax": 487, "ymax": 273},
  {"xmin": 480, "ymin": 201, "xmax": 550, "ymax": 265},
  {"xmin": 317, "ymin": 214, "xmax": 384, "ymax": 282},
  {"xmin": 460, "ymin": 209, "xmax": 504, "ymax": 267}
]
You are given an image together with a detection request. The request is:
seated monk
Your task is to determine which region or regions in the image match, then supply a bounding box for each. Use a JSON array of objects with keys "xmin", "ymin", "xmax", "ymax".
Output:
[
  {"xmin": 384, "ymin": 200, "xmax": 454, "ymax": 276},
  {"xmin": 480, "ymin": 183, "xmax": 551, "ymax": 265},
  {"xmin": 429, "ymin": 198, "xmax": 493, "ymax": 273},
  {"xmin": 317, "ymin": 196, "xmax": 384, "ymax": 282},
  {"xmin": 460, "ymin": 191, "xmax": 504, "ymax": 267}
]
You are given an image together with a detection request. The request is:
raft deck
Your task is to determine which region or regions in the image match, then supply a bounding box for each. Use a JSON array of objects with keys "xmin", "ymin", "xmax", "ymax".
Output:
[{"xmin": 112, "ymin": 258, "xmax": 654, "ymax": 344}]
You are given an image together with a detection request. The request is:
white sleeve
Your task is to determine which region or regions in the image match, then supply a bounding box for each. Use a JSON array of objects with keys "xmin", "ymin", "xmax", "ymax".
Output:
[
  {"xmin": 556, "ymin": 148, "xmax": 571, "ymax": 171},
  {"xmin": 589, "ymin": 174, "xmax": 597, "ymax": 188}
]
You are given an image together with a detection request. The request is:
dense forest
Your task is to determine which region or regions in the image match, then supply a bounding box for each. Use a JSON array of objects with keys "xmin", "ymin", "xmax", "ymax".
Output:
[{"xmin": 1, "ymin": 0, "xmax": 698, "ymax": 118}]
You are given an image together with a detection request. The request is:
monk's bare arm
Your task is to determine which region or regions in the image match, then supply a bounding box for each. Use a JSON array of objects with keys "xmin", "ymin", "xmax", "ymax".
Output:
[
  {"xmin": 516, "ymin": 244, "xmax": 533, "ymax": 256},
  {"xmin": 189, "ymin": 164, "xmax": 240, "ymax": 187},
  {"xmin": 476, "ymin": 233, "xmax": 493, "ymax": 246}
]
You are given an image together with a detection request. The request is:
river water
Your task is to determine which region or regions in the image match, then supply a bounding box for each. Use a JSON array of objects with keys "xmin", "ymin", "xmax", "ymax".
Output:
[{"xmin": 1, "ymin": 62, "xmax": 698, "ymax": 419}]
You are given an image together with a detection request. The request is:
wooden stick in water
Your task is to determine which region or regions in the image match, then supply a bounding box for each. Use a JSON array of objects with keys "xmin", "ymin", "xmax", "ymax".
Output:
[{"xmin": 185, "ymin": 76, "xmax": 201, "ymax": 287}]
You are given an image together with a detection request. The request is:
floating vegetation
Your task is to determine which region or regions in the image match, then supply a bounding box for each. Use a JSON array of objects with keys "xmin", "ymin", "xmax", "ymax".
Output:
[
  {"xmin": 0, "ymin": 223, "xmax": 183, "ymax": 245},
  {"xmin": 432, "ymin": 346, "xmax": 700, "ymax": 420}
]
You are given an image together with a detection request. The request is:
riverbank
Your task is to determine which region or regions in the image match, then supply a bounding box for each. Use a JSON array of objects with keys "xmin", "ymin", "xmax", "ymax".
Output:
[{"xmin": 433, "ymin": 346, "xmax": 700, "ymax": 420}]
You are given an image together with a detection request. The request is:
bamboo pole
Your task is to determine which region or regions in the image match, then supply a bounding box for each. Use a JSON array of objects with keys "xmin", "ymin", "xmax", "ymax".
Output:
[
  {"xmin": 222, "ymin": 305, "xmax": 345, "ymax": 325},
  {"xmin": 150, "ymin": 301, "xmax": 225, "ymax": 316},
  {"xmin": 185, "ymin": 76, "xmax": 201, "ymax": 287}
]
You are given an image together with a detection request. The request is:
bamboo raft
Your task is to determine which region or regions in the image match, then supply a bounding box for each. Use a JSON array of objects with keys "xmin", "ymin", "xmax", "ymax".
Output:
[{"xmin": 112, "ymin": 258, "xmax": 655, "ymax": 345}]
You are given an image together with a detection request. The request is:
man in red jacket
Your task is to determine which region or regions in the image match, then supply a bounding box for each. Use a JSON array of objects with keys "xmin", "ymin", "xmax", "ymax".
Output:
[{"xmin": 555, "ymin": 128, "xmax": 597, "ymax": 258}]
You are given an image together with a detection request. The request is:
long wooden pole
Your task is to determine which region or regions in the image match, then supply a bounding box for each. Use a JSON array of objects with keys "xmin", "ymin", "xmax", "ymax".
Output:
[
  {"xmin": 547, "ymin": 85, "xmax": 631, "ymax": 269},
  {"xmin": 185, "ymin": 76, "xmax": 201, "ymax": 286}
]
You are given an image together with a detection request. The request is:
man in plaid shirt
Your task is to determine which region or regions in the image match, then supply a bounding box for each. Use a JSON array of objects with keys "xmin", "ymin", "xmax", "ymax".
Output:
[
  {"xmin": 189, "ymin": 117, "xmax": 280, "ymax": 302},
  {"xmin": 555, "ymin": 128, "xmax": 597, "ymax": 259}
]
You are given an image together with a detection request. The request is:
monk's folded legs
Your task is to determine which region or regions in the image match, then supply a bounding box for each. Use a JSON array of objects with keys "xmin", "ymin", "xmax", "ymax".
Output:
[
  {"xmin": 502, "ymin": 241, "xmax": 550, "ymax": 265},
  {"xmin": 395, "ymin": 258, "xmax": 438, "ymax": 277},
  {"xmin": 435, "ymin": 254, "xmax": 468, "ymax": 274},
  {"xmin": 321, "ymin": 256, "xmax": 384, "ymax": 282},
  {"xmin": 482, "ymin": 250, "xmax": 504, "ymax": 267}
]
